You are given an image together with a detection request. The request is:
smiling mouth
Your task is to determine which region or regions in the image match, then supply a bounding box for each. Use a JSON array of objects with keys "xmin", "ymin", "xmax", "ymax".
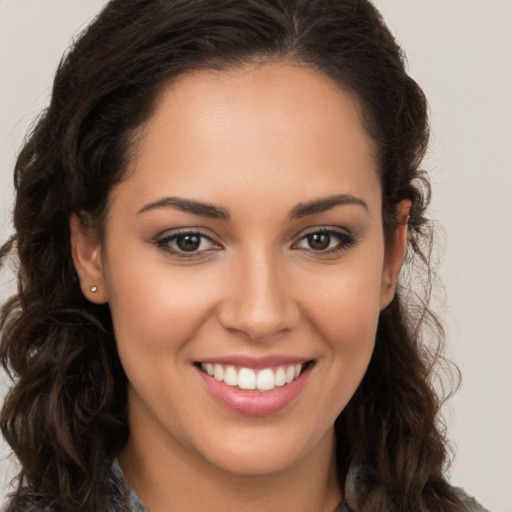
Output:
[{"xmin": 196, "ymin": 361, "xmax": 314, "ymax": 392}]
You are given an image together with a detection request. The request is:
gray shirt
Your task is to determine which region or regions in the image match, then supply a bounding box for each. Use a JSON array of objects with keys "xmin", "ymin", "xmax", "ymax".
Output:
[{"xmin": 111, "ymin": 460, "xmax": 490, "ymax": 512}]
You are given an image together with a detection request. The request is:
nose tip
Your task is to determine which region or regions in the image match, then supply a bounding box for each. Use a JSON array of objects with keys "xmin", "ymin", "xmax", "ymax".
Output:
[
  {"xmin": 217, "ymin": 260, "xmax": 300, "ymax": 342},
  {"xmin": 220, "ymin": 300, "xmax": 298, "ymax": 342}
]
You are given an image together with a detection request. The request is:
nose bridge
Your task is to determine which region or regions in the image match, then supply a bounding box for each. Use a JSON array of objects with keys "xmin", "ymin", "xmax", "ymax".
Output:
[{"xmin": 218, "ymin": 245, "xmax": 298, "ymax": 341}]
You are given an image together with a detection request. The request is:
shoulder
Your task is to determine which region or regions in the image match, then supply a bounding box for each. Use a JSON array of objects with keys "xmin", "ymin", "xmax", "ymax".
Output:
[
  {"xmin": 2, "ymin": 498, "xmax": 56, "ymax": 512},
  {"xmin": 343, "ymin": 463, "xmax": 492, "ymax": 512},
  {"xmin": 1, "ymin": 460, "xmax": 135, "ymax": 512},
  {"xmin": 109, "ymin": 459, "xmax": 148, "ymax": 512},
  {"xmin": 456, "ymin": 488, "xmax": 491, "ymax": 512}
]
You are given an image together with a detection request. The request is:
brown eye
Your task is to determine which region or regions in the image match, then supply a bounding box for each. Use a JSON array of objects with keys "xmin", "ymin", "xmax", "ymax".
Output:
[
  {"xmin": 176, "ymin": 234, "xmax": 202, "ymax": 252},
  {"xmin": 156, "ymin": 231, "xmax": 219, "ymax": 255},
  {"xmin": 294, "ymin": 228, "xmax": 357, "ymax": 254},
  {"xmin": 307, "ymin": 233, "xmax": 331, "ymax": 251}
]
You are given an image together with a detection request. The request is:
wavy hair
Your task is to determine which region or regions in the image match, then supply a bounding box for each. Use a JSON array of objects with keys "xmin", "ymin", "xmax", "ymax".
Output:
[{"xmin": 1, "ymin": 0, "xmax": 465, "ymax": 510}]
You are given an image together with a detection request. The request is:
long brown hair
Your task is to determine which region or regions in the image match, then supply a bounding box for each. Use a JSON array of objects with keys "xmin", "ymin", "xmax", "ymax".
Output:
[{"xmin": 1, "ymin": 1, "xmax": 464, "ymax": 510}]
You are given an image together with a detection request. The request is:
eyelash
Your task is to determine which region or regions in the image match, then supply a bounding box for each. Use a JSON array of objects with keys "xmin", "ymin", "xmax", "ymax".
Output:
[
  {"xmin": 292, "ymin": 228, "xmax": 357, "ymax": 255},
  {"xmin": 154, "ymin": 227, "xmax": 357, "ymax": 257},
  {"xmin": 154, "ymin": 229, "xmax": 219, "ymax": 257}
]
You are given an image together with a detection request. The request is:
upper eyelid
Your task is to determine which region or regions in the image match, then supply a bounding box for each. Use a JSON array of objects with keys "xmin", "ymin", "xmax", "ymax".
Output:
[
  {"xmin": 291, "ymin": 226, "xmax": 357, "ymax": 251},
  {"xmin": 155, "ymin": 227, "xmax": 218, "ymax": 241},
  {"xmin": 154, "ymin": 228, "xmax": 222, "ymax": 253},
  {"xmin": 153, "ymin": 225, "xmax": 355, "ymax": 247},
  {"xmin": 291, "ymin": 225, "xmax": 353, "ymax": 241}
]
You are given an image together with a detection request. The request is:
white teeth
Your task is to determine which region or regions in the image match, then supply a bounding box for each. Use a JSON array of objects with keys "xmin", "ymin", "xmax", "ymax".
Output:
[
  {"xmin": 256, "ymin": 368, "xmax": 275, "ymax": 391},
  {"xmin": 224, "ymin": 365, "xmax": 237, "ymax": 386},
  {"xmin": 213, "ymin": 364, "xmax": 224, "ymax": 381},
  {"xmin": 238, "ymin": 368, "xmax": 256, "ymax": 390},
  {"xmin": 201, "ymin": 362, "xmax": 307, "ymax": 391},
  {"xmin": 275, "ymin": 367, "xmax": 286, "ymax": 387}
]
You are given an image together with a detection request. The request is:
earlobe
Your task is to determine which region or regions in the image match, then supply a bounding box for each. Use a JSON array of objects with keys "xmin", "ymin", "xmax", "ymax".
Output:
[
  {"xmin": 70, "ymin": 213, "xmax": 108, "ymax": 304},
  {"xmin": 380, "ymin": 200, "xmax": 411, "ymax": 310}
]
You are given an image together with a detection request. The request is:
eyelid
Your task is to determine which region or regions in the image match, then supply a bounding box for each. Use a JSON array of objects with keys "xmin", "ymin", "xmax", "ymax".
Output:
[
  {"xmin": 291, "ymin": 226, "xmax": 358, "ymax": 254},
  {"xmin": 295, "ymin": 225, "xmax": 353, "ymax": 238},
  {"xmin": 154, "ymin": 227, "xmax": 222, "ymax": 256},
  {"xmin": 152, "ymin": 225, "xmax": 357, "ymax": 258}
]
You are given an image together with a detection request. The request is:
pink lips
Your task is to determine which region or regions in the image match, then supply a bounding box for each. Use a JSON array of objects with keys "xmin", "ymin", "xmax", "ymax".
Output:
[
  {"xmin": 195, "ymin": 355, "xmax": 313, "ymax": 416},
  {"xmin": 199, "ymin": 354, "xmax": 309, "ymax": 369}
]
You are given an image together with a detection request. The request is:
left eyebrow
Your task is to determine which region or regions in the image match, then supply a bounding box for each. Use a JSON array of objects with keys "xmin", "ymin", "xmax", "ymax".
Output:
[
  {"xmin": 289, "ymin": 194, "xmax": 368, "ymax": 219},
  {"xmin": 137, "ymin": 196, "xmax": 230, "ymax": 219}
]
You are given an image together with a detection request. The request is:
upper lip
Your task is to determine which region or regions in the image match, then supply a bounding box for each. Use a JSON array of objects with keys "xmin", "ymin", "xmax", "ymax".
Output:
[{"xmin": 196, "ymin": 354, "xmax": 313, "ymax": 369}]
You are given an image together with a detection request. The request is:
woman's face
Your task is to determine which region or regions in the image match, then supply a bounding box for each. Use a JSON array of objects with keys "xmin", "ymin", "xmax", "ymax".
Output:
[{"xmin": 73, "ymin": 63, "xmax": 406, "ymax": 476}]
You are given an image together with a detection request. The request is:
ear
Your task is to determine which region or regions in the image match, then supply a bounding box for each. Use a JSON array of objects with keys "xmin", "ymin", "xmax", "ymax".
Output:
[
  {"xmin": 70, "ymin": 213, "xmax": 108, "ymax": 304},
  {"xmin": 379, "ymin": 200, "xmax": 411, "ymax": 310}
]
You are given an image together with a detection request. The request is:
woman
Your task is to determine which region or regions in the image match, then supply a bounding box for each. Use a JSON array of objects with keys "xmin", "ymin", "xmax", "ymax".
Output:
[{"xmin": 0, "ymin": 0, "xmax": 490, "ymax": 511}]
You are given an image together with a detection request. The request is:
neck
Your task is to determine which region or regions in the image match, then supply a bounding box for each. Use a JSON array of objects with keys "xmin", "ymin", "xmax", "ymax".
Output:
[
  {"xmin": 118, "ymin": 404, "xmax": 342, "ymax": 512},
  {"xmin": 119, "ymin": 441, "xmax": 341, "ymax": 512}
]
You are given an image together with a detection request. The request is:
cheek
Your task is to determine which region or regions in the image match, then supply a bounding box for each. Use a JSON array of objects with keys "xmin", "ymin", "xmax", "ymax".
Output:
[
  {"xmin": 299, "ymin": 251, "xmax": 384, "ymax": 346},
  {"xmin": 299, "ymin": 260, "xmax": 383, "ymax": 416},
  {"xmin": 311, "ymin": 279, "xmax": 380, "ymax": 376},
  {"xmin": 104, "ymin": 249, "xmax": 219, "ymax": 357},
  {"xmin": 104, "ymin": 256, "xmax": 222, "ymax": 421}
]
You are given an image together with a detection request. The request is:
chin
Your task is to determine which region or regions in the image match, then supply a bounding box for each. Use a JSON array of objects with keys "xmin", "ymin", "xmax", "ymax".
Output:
[
  {"xmin": 206, "ymin": 444, "xmax": 305, "ymax": 476},
  {"xmin": 192, "ymin": 423, "xmax": 334, "ymax": 477}
]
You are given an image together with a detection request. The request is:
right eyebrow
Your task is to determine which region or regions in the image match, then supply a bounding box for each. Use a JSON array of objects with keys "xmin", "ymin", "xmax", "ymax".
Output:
[
  {"xmin": 289, "ymin": 193, "xmax": 369, "ymax": 219},
  {"xmin": 137, "ymin": 196, "xmax": 230, "ymax": 219}
]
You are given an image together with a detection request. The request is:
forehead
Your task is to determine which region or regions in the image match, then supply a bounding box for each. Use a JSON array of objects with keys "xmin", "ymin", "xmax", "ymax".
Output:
[{"xmin": 114, "ymin": 63, "xmax": 380, "ymax": 215}]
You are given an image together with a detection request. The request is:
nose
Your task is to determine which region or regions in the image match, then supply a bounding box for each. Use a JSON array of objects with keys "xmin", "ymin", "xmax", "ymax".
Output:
[{"xmin": 217, "ymin": 251, "xmax": 300, "ymax": 342}]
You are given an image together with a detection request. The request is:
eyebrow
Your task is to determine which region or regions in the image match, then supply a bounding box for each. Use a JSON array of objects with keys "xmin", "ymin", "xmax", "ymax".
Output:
[
  {"xmin": 137, "ymin": 193, "xmax": 367, "ymax": 220},
  {"xmin": 289, "ymin": 194, "xmax": 368, "ymax": 219},
  {"xmin": 137, "ymin": 196, "xmax": 230, "ymax": 219}
]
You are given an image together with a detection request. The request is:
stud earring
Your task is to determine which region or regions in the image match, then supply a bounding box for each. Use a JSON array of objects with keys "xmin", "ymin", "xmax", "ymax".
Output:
[{"xmin": 90, "ymin": 286, "xmax": 98, "ymax": 293}]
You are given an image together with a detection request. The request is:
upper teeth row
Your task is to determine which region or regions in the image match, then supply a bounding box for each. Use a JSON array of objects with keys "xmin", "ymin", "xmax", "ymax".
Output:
[{"xmin": 201, "ymin": 363, "xmax": 303, "ymax": 391}]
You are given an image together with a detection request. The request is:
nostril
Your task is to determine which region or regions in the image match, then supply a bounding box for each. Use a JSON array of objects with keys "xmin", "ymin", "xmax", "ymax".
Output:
[
  {"xmin": 216, "ymin": 262, "xmax": 300, "ymax": 341},
  {"xmin": 218, "ymin": 302, "xmax": 301, "ymax": 342}
]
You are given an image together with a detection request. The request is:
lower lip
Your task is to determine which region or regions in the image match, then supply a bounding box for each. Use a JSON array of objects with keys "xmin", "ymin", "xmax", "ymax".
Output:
[{"xmin": 196, "ymin": 365, "xmax": 312, "ymax": 416}]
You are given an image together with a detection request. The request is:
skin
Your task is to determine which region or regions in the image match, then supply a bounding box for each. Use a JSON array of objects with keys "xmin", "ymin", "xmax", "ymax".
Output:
[{"xmin": 71, "ymin": 63, "xmax": 410, "ymax": 512}]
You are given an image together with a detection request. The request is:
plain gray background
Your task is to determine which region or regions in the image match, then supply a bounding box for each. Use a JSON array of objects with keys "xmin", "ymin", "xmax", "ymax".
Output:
[{"xmin": 1, "ymin": 1, "xmax": 511, "ymax": 511}]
